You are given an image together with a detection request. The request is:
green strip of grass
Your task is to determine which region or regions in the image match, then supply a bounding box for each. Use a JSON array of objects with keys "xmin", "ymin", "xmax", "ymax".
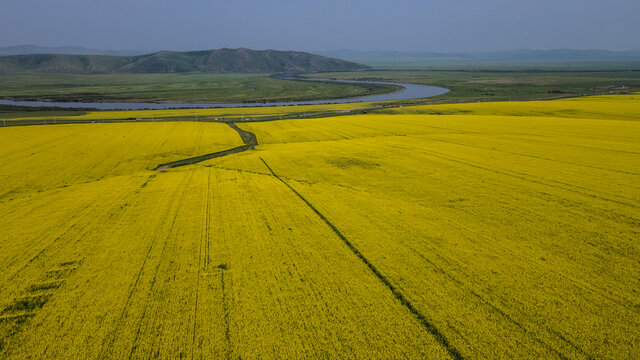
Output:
[
  {"xmin": 305, "ymin": 69, "xmax": 640, "ymax": 102},
  {"xmin": 0, "ymin": 72, "xmax": 397, "ymax": 103}
]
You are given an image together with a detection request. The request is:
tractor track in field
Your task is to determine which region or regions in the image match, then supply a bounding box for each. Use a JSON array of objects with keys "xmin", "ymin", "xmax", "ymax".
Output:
[
  {"xmin": 258, "ymin": 157, "xmax": 466, "ymax": 360},
  {"xmin": 154, "ymin": 123, "xmax": 257, "ymax": 170},
  {"xmin": 388, "ymin": 144, "xmax": 640, "ymax": 210},
  {"xmin": 98, "ymin": 172, "xmax": 192, "ymax": 358},
  {"xmin": 190, "ymin": 168, "xmax": 210, "ymax": 360},
  {"xmin": 152, "ymin": 124, "xmax": 467, "ymax": 359},
  {"xmin": 126, "ymin": 171, "xmax": 195, "ymax": 360}
]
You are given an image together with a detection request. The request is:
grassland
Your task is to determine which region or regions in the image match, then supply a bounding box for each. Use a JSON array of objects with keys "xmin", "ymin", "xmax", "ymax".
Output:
[
  {"xmin": 0, "ymin": 72, "xmax": 396, "ymax": 103},
  {"xmin": 305, "ymin": 70, "xmax": 640, "ymax": 102},
  {"xmin": 1, "ymin": 93, "xmax": 639, "ymax": 359}
]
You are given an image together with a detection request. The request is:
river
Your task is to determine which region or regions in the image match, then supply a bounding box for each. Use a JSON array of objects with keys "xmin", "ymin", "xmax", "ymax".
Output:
[{"xmin": 0, "ymin": 76, "xmax": 449, "ymax": 110}]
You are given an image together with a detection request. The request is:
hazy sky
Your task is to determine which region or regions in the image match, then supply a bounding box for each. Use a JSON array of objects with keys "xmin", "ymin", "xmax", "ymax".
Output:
[{"xmin": 1, "ymin": 0, "xmax": 639, "ymax": 52}]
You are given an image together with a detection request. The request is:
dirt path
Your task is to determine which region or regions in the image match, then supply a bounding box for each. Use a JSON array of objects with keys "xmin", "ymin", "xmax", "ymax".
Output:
[{"xmin": 154, "ymin": 123, "xmax": 257, "ymax": 170}]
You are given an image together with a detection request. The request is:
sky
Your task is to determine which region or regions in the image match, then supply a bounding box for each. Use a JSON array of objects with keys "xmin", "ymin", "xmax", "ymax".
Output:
[{"xmin": 1, "ymin": 0, "xmax": 639, "ymax": 53}]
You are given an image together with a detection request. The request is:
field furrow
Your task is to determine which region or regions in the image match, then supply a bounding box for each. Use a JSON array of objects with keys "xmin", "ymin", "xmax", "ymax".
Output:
[{"xmin": 1, "ymin": 93, "xmax": 638, "ymax": 358}]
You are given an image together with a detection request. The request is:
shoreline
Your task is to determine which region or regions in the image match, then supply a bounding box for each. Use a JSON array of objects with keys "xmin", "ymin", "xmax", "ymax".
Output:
[{"xmin": 0, "ymin": 77, "xmax": 449, "ymax": 110}]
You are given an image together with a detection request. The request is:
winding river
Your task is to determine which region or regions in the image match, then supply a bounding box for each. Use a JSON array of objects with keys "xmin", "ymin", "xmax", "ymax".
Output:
[{"xmin": 0, "ymin": 76, "xmax": 449, "ymax": 110}]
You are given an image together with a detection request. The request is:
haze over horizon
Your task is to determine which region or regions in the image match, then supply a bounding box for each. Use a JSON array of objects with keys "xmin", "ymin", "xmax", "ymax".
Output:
[{"xmin": 1, "ymin": 0, "xmax": 639, "ymax": 53}]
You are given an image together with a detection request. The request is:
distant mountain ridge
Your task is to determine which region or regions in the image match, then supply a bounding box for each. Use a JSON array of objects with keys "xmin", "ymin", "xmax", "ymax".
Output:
[
  {"xmin": 470, "ymin": 49, "xmax": 640, "ymax": 61},
  {"xmin": 318, "ymin": 49, "xmax": 640, "ymax": 65},
  {"xmin": 0, "ymin": 48, "xmax": 369, "ymax": 74}
]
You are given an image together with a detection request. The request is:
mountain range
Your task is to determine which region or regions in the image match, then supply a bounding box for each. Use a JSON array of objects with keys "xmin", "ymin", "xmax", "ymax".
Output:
[
  {"xmin": 2, "ymin": 45, "xmax": 639, "ymax": 73},
  {"xmin": 317, "ymin": 49, "xmax": 640, "ymax": 65},
  {"xmin": 0, "ymin": 47, "xmax": 369, "ymax": 74}
]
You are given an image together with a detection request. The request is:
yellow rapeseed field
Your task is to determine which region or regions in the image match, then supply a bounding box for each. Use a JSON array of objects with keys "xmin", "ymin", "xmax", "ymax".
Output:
[
  {"xmin": 378, "ymin": 93, "xmax": 640, "ymax": 120},
  {"xmin": 1, "ymin": 94, "xmax": 638, "ymax": 359},
  {"xmin": 4, "ymin": 101, "xmax": 375, "ymax": 123},
  {"xmin": 0, "ymin": 122, "xmax": 242, "ymax": 197}
]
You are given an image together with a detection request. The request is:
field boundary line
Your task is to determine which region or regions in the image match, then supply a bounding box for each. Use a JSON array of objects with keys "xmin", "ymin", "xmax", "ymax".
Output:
[
  {"xmin": 258, "ymin": 157, "xmax": 465, "ymax": 360},
  {"xmin": 389, "ymin": 144, "xmax": 640, "ymax": 210},
  {"xmin": 404, "ymin": 242, "xmax": 584, "ymax": 359},
  {"xmin": 425, "ymin": 137, "xmax": 640, "ymax": 176}
]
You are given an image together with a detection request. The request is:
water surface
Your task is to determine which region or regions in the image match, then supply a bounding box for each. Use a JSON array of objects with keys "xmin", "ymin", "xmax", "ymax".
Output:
[{"xmin": 0, "ymin": 77, "xmax": 449, "ymax": 110}]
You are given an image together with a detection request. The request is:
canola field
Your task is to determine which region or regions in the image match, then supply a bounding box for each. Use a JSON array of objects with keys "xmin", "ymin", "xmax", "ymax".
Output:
[
  {"xmin": 2, "ymin": 101, "xmax": 376, "ymax": 125},
  {"xmin": 0, "ymin": 94, "xmax": 639, "ymax": 359}
]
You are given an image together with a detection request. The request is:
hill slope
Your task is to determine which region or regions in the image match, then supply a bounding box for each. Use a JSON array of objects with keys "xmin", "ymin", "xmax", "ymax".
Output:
[{"xmin": 0, "ymin": 48, "xmax": 369, "ymax": 74}]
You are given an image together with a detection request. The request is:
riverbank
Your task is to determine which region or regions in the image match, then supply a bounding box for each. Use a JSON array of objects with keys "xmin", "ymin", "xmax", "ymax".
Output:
[{"xmin": 0, "ymin": 76, "xmax": 448, "ymax": 110}]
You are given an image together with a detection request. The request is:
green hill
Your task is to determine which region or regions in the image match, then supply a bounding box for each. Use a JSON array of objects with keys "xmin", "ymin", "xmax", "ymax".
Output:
[{"xmin": 0, "ymin": 48, "xmax": 369, "ymax": 74}]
